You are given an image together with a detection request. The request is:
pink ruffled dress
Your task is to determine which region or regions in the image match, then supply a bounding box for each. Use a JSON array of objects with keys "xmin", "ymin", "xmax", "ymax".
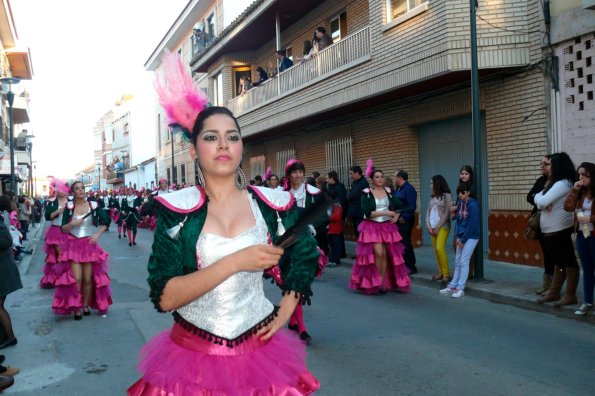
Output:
[
  {"xmin": 129, "ymin": 194, "xmax": 318, "ymax": 395},
  {"xmin": 51, "ymin": 207, "xmax": 112, "ymax": 315},
  {"xmin": 41, "ymin": 203, "xmax": 68, "ymax": 289},
  {"xmin": 349, "ymin": 196, "xmax": 411, "ymax": 294}
]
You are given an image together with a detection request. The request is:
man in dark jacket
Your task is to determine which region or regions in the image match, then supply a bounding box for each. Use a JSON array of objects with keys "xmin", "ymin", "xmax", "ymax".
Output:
[
  {"xmin": 276, "ymin": 49, "xmax": 294, "ymax": 73},
  {"xmin": 346, "ymin": 166, "xmax": 369, "ymax": 238},
  {"xmin": 394, "ymin": 170, "xmax": 418, "ymax": 274},
  {"xmin": 327, "ymin": 171, "xmax": 347, "ymax": 206}
]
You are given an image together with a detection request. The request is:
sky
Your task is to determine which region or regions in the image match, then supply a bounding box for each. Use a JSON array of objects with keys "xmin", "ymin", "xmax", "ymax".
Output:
[{"xmin": 10, "ymin": 0, "xmax": 189, "ymax": 179}]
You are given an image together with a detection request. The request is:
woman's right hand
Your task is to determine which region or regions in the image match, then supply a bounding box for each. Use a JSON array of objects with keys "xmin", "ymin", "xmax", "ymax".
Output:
[
  {"xmin": 574, "ymin": 180, "xmax": 583, "ymax": 191},
  {"xmin": 72, "ymin": 218, "xmax": 84, "ymax": 226},
  {"xmin": 230, "ymin": 244, "xmax": 284, "ymax": 272}
]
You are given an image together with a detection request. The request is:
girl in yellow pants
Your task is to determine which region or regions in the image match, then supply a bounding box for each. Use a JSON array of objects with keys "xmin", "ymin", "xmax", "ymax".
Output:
[{"xmin": 425, "ymin": 175, "xmax": 453, "ymax": 281}]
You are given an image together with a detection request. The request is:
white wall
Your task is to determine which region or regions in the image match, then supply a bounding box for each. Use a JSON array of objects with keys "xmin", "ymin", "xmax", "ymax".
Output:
[
  {"xmin": 129, "ymin": 75, "xmax": 158, "ymax": 167},
  {"xmin": 138, "ymin": 160, "xmax": 157, "ymax": 190}
]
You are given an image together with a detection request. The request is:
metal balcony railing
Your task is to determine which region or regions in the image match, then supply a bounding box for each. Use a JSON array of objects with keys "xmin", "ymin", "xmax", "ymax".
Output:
[
  {"xmin": 192, "ymin": 32, "xmax": 216, "ymax": 58},
  {"xmin": 228, "ymin": 26, "xmax": 371, "ymax": 117}
]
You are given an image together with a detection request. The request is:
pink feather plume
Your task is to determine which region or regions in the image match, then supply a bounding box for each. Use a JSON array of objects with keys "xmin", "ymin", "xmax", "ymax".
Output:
[
  {"xmin": 154, "ymin": 51, "xmax": 208, "ymax": 132},
  {"xmin": 49, "ymin": 177, "xmax": 70, "ymax": 195},
  {"xmin": 264, "ymin": 166, "xmax": 272, "ymax": 180},
  {"xmin": 365, "ymin": 158, "xmax": 374, "ymax": 177}
]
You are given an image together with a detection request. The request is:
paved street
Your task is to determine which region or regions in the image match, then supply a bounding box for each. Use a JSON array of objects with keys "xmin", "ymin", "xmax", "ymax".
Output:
[{"xmin": 3, "ymin": 223, "xmax": 595, "ymax": 395}]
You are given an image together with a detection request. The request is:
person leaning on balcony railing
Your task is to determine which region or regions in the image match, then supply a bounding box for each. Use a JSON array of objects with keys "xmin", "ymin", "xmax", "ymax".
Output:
[
  {"xmin": 252, "ymin": 67, "xmax": 269, "ymax": 86},
  {"xmin": 275, "ymin": 49, "xmax": 294, "ymax": 73},
  {"xmin": 313, "ymin": 27, "xmax": 333, "ymax": 52},
  {"xmin": 294, "ymin": 40, "xmax": 315, "ymax": 63}
]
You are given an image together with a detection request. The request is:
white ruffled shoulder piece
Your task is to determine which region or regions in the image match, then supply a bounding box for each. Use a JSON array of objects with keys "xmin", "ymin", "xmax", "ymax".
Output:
[
  {"xmin": 248, "ymin": 185, "xmax": 294, "ymax": 211},
  {"xmin": 154, "ymin": 185, "xmax": 206, "ymax": 214},
  {"xmin": 384, "ymin": 187, "xmax": 392, "ymax": 194},
  {"xmin": 89, "ymin": 201, "xmax": 98, "ymax": 210},
  {"xmin": 65, "ymin": 201, "xmax": 75, "ymax": 210},
  {"xmin": 306, "ymin": 184, "xmax": 322, "ymax": 195},
  {"xmin": 362, "ymin": 188, "xmax": 371, "ymax": 194},
  {"xmin": 47, "ymin": 197, "xmax": 56, "ymax": 202}
]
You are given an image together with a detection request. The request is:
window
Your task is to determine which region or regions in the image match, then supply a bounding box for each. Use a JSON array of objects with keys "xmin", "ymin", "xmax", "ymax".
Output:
[
  {"xmin": 285, "ymin": 46, "xmax": 293, "ymax": 61},
  {"xmin": 387, "ymin": 0, "xmax": 426, "ymax": 22},
  {"xmin": 173, "ymin": 165, "xmax": 178, "ymax": 184},
  {"xmin": 167, "ymin": 168, "xmax": 171, "ymax": 183},
  {"xmin": 276, "ymin": 149, "xmax": 295, "ymax": 176},
  {"xmin": 180, "ymin": 163, "xmax": 186, "ymax": 184},
  {"xmin": 213, "ymin": 72, "xmax": 224, "ymax": 106},
  {"xmin": 329, "ymin": 12, "xmax": 347, "ymax": 43},
  {"xmin": 325, "ymin": 137, "xmax": 353, "ymax": 189},
  {"xmin": 249, "ymin": 155, "xmax": 265, "ymax": 179}
]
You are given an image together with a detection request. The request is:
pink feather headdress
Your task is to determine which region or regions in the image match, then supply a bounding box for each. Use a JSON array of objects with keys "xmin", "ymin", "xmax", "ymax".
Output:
[
  {"xmin": 284, "ymin": 159, "xmax": 305, "ymax": 177},
  {"xmin": 49, "ymin": 177, "xmax": 70, "ymax": 195},
  {"xmin": 264, "ymin": 166, "xmax": 272, "ymax": 181},
  {"xmin": 154, "ymin": 51, "xmax": 208, "ymax": 139},
  {"xmin": 365, "ymin": 158, "xmax": 374, "ymax": 178}
]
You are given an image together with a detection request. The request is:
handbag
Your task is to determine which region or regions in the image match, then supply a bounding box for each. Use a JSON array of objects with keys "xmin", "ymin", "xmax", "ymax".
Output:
[{"xmin": 523, "ymin": 210, "xmax": 541, "ymax": 240}]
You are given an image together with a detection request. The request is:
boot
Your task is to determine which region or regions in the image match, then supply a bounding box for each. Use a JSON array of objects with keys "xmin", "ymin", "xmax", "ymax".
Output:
[
  {"xmin": 554, "ymin": 267, "xmax": 579, "ymax": 307},
  {"xmin": 536, "ymin": 273, "xmax": 553, "ymax": 295},
  {"xmin": 537, "ymin": 266, "xmax": 566, "ymax": 304}
]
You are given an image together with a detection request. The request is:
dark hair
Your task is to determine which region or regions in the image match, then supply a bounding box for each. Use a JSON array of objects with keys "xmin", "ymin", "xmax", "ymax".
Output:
[
  {"xmin": 372, "ymin": 169, "xmax": 384, "ymax": 179},
  {"xmin": 0, "ymin": 195, "xmax": 11, "ymax": 212},
  {"xmin": 268, "ymin": 173, "xmax": 278, "ymax": 181},
  {"xmin": 396, "ymin": 170, "xmax": 409, "ymax": 181},
  {"xmin": 306, "ymin": 177, "xmax": 316, "ymax": 187},
  {"xmin": 544, "ymin": 152, "xmax": 576, "ymax": 193},
  {"xmin": 257, "ymin": 67, "xmax": 267, "ymax": 77},
  {"xmin": 431, "ymin": 175, "xmax": 451, "ymax": 198},
  {"xmin": 191, "ymin": 106, "xmax": 241, "ymax": 146},
  {"xmin": 312, "ymin": 171, "xmax": 320, "ymax": 179},
  {"xmin": 71, "ymin": 181, "xmax": 84, "ymax": 192},
  {"xmin": 350, "ymin": 166, "xmax": 363, "ymax": 176},
  {"xmin": 459, "ymin": 165, "xmax": 474, "ymax": 184},
  {"xmin": 18, "ymin": 196, "xmax": 25, "ymax": 204},
  {"xmin": 254, "ymin": 175, "xmax": 262, "ymax": 182},
  {"xmin": 285, "ymin": 160, "xmax": 306, "ymax": 177},
  {"xmin": 578, "ymin": 162, "xmax": 595, "ymax": 197},
  {"xmin": 316, "ymin": 27, "xmax": 326, "ymax": 34},
  {"xmin": 303, "ymin": 40, "xmax": 313, "ymax": 55},
  {"xmin": 456, "ymin": 182, "xmax": 471, "ymax": 195},
  {"xmin": 327, "ymin": 170, "xmax": 339, "ymax": 182},
  {"xmin": 249, "ymin": 179, "xmax": 255, "ymax": 185},
  {"xmin": 276, "ymin": 49, "xmax": 286, "ymax": 57}
]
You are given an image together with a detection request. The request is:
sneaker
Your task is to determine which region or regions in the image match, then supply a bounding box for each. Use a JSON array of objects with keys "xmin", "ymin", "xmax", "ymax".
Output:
[
  {"xmin": 452, "ymin": 289, "xmax": 465, "ymax": 298},
  {"xmin": 440, "ymin": 286, "xmax": 456, "ymax": 294},
  {"xmin": 574, "ymin": 303, "xmax": 593, "ymax": 316}
]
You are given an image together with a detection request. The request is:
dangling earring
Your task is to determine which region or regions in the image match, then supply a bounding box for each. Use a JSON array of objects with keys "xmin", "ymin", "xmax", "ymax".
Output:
[
  {"xmin": 195, "ymin": 159, "xmax": 206, "ymax": 187},
  {"xmin": 236, "ymin": 167, "xmax": 247, "ymax": 190}
]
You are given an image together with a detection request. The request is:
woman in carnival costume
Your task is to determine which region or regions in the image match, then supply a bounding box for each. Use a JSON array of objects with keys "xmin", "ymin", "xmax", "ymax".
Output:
[
  {"xmin": 52, "ymin": 181, "xmax": 112, "ymax": 320},
  {"xmin": 128, "ymin": 53, "xmax": 320, "ymax": 395},
  {"xmin": 40, "ymin": 178, "xmax": 70, "ymax": 289},
  {"xmin": 350, "ymin": 161, "xmax": 411, "ymax": 294},
  {"xmin": 122, "ymin": 187, "xmax": 143, "ymax": 246},
  {"xmin": 114, "ymin": 187, "xmax": 127, "ymax": 239},
  {"xmin": 268, "ymin": 159, "xmax": 327, "ymax": 345}
]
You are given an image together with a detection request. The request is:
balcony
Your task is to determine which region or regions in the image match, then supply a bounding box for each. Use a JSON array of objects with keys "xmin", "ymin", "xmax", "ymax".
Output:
[
  {"xmin": 191, "ymin": 31, "xmax": 216, "ymax": 59},
  {"xmin": 228, "ymin": 26, "xmax": 371, "ymax": 118}
]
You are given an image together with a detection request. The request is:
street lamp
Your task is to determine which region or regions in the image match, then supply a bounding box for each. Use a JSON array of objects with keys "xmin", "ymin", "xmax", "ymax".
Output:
[
  {"xmin": 1, "ymin": 76, "xmax": 21, "ymax": 193},
  {"xmin": 25, "ymin": 133, "xmax": 35, "ymax": 196},
  {"xmin": 96, "ymin": 161, "xmax": 101, "ymax": 191}
]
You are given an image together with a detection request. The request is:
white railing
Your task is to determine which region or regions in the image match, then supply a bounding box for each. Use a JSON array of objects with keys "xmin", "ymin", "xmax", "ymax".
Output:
[{"xmin": 228, "ymin": 26, "xmax": 371, "ymax": 117}]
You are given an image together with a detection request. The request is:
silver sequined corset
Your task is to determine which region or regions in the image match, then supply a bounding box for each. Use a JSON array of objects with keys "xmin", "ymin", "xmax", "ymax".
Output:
[
  {"xmin": 176, "ymin": 193, "xmax": 275, "ymax": 340},
  {"xmin": 372, "ymin": 196, "xmax": 391, "ymax": 223},
  {"xmin": 51, "ymin": 204, "xmax": 65, "ymax": 226},
  {"xmin": 69, "ymin": 209, "xmax": 95, "ymax": 238}
]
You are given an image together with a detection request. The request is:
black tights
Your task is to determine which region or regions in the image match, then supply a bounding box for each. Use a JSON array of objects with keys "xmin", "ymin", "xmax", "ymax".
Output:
[{"xmin": 0, "ymin": 296, "xmax": 16, "ymax": 341}]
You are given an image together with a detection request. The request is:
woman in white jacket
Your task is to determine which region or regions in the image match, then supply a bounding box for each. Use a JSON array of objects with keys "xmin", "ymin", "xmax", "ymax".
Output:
[{"xmin": 535, "ymin": 152, "xmax": 579, "ymax": 306}]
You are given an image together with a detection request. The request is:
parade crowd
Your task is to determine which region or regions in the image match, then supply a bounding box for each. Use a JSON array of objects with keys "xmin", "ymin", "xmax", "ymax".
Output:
[{"xmin": 1, "ymin": 53, "xmax": 593, "ymax": 395}]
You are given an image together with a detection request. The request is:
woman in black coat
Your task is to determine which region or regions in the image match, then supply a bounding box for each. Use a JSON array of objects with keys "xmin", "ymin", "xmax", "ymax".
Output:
[{"xmin": 0, "ymin": 214, "xmax": 22, "ymax": 349}]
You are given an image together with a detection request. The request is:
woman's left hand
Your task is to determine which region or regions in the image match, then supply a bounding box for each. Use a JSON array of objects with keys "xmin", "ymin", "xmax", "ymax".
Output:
[
  {"xmin": 257, "ymin": 294, "xmax": 299, "ymax": 341},
  {"xmin": 578, "ymin": 216, "xmax": 591, "ymax": 225},
  {"xmin": 89, "ymin": 233, "xmax": 100, "ymax": 245}
]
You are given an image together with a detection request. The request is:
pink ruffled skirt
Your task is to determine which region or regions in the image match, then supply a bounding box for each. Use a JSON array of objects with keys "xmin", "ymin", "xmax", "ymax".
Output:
[
  {"xmin": 349, "ymin": 219, "xmax": 410, "ymax": 294},
  {"xmin": 51, "ymin": 234, "xmax": 112, "ymax": 315},
  {"xmin": 40, "ymin": 225, "xmax": 68, "ymax": 289},
  {"xmin": 128, "ymin": 323, "xmax": 319, "ymax": 395}
]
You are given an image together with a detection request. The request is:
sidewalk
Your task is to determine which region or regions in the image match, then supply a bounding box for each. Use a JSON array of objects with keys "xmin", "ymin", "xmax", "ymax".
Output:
[{"xmin": 342, "ymin": 241, "xmax": 595, "ymax": 325}]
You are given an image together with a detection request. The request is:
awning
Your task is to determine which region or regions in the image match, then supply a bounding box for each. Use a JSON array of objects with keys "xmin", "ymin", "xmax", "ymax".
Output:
[
  {"xmin": 5, "ymin": 47, "xmax": 34, "ymax": 80},
  {"xmin": 11, "ymin": 96, "xmax": 30, "ymax": 124}
]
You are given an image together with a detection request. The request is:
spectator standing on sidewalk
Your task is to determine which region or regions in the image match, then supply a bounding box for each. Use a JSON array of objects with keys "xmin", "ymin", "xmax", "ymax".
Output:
[
  {"xmin": 440, "ymin": 183, "xmax": 480, "ymax": 298},
  {"xmin": 527, "ymin": 155, "xmax": 555, "ymax": 295},
  {"xmin": 394, "ymin": 170, "xmax": 418, "ymax": 274},
  {"xmin": 536, "ymin": 152, "xmax": 579, "ymax": 307},
  {"xmin": 564, "ymin": 162, "xmax": 595, "ymax": 315},
  {"xmin": 426, "ymin": 175, "xmax": 452, "ymax": 282},
  {"xmin": 346, "ymin": 166, "xmax": 369, "ymax": 239},
  {"xmin": 17, "ymin": 197, "xmax": 30, "ymax": 241},
  {"xmin": 0, "ymin": 214, "xmax": 22, "ymax": 349},
  {"xmin": 451, "ymin": 165, "xmax": 475, "ymax": 279},
  {"xmin": 327, "ymin": 171, "xmax": 347, "ymax": 258},
  {"xmin": 327, "ymin": 202, "xmax": 344, "ymax": 267}
]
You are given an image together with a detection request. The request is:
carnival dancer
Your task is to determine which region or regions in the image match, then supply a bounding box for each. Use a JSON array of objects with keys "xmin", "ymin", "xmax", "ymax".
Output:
[
  {"xmin": 115, "ymin": 187, "xmax": 127, "ymax": 239},
  {"xmin": 350, "ymin": 162, "xmax": 411, "ymax": 295},
  {"xmin": 274, "ymin": 159, "xmax": 327, "ymax": 344},
  {"xmin": 51, "ymin": 181, "xmax": 112, "ymax": 320},
  {"xmin": 139, "ymin": 189, "xmax": 157, "ymax": 231},
  {"xmin": 40, "ymin": 178, "xmax": 70, "ymax": 289},
  {"xmin": 153, "ymin": 178, "xmax": 172, "ymax": 196},
  {"xmin": 128, "ymin": 53, "xmax": 319, "ymax": 395},
  {"xmin": 121, "ymin": 187, "xmax": 142, "ymax": 246}
]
